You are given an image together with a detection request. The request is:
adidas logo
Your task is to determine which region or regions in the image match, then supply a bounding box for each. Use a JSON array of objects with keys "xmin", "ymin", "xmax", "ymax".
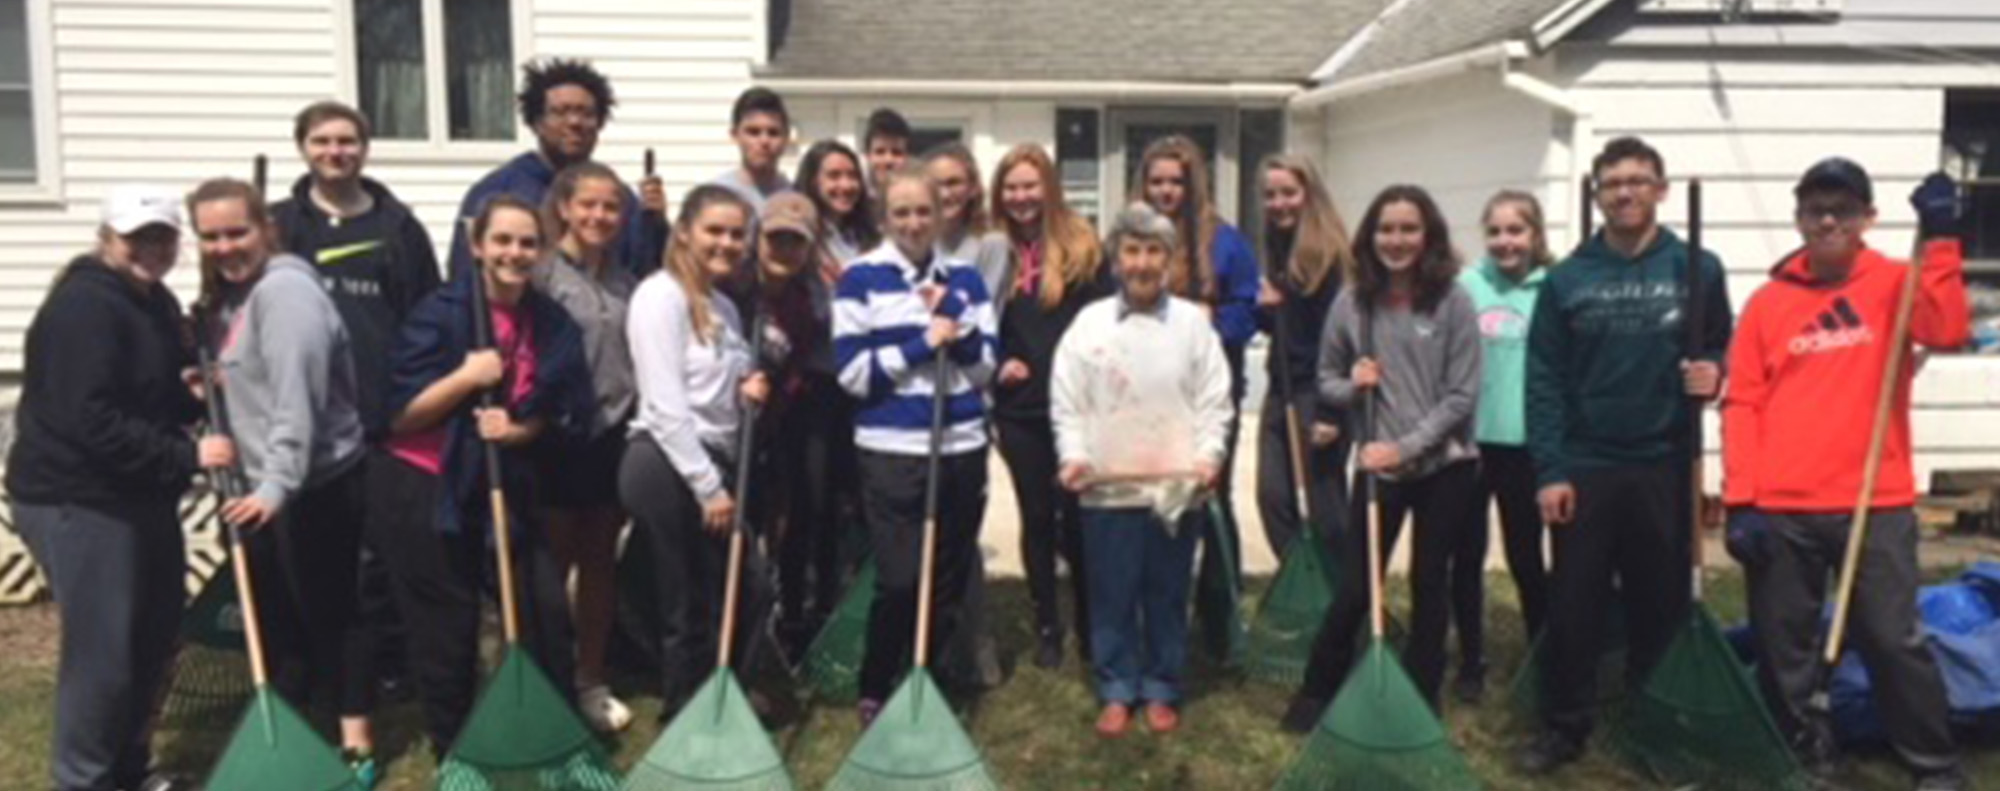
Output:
[{"xmin": 1788, "ymin": 296, "xmax": 1875, "ymax": 355}]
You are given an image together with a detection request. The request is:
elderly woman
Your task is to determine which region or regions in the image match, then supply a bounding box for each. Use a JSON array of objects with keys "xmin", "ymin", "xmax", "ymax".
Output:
[{"xmin": 1051, "ymin": 203, "xmax": 1232, "ymax": 738}]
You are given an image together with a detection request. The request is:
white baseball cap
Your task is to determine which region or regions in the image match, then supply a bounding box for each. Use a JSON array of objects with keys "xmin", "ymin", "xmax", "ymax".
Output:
[{"xmin": 100, "ymin": 184, "xmax": 184, "ymax": 235}]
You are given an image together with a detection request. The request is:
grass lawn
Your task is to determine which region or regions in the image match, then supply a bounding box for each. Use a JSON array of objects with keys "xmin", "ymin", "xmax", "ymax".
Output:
[{"xmin": 1, "ymin": 569, "xmax": 1994, "ymax": 790}]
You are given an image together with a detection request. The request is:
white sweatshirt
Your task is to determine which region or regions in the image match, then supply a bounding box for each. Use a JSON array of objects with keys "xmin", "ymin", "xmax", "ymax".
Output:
[
  {"xmin": 627, "ymin": 272, "xmax": 751, "ymax": 501},
  {"xmin": 1050, "ymin": 294, "xmax": 1232, "ymax": 513}
]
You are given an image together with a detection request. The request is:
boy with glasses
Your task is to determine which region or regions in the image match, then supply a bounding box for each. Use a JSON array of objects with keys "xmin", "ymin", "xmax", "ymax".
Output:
[
  {"xmin": 1519, "ymin": 136, "xmax": 1733, "ymax": 773},
  {"xmin": 1722, "ymin": 160, "xmax": 1969, "ymax": 791}
]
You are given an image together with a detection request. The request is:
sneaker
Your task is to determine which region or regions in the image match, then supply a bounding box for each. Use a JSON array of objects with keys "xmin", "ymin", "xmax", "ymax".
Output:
[
  {"xmin": 1915, "ymin": 767, "xmax": 1970, "ymax": 791},
  {"xmin": 1095, "ymin": 703, "xmax": 1131, "ymax": 738},
  {"xmin": 133, "ymin": 773, "xmax": 195, "ymax": 791},
  {"xmin": 579, "ymin": 685, "xmax": 632, "ymax": 733},
  {"xmin": 1279, "ymin": 695, "xmax": 1327, "ymax": 734},
  {"xmin": 1452, "ymin": 673, "xmax": 1485, "ymax": 705},
  {"xmin": 1034, "ymin": 632, "xmax": 1063, "ymax": 670},
  {"xmin": 343, "ymin": 749, "xmax": 379, "ymax": 791},
  {"xmin": 1516, "ymin": 730, "xmax": 1584, "ymax": 776},
  {"xmin": 858, "ymin": 697, "xmax": 883, "ymax": 729},
  {"xmin": 1143, "ymin": 703, "xmax": 1180, "ymax": 734}
]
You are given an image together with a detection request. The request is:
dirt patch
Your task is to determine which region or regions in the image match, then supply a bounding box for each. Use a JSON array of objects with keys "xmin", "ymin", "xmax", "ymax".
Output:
[{"xmin": 0, "ymin": 603, "xmax": 58, "ymax": 670}]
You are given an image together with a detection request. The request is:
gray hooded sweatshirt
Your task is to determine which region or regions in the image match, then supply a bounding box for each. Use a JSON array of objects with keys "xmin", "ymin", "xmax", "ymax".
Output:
[
  {"xmin": 216, "ymin": 253, "xmax": 365, "ymax": 510},
  {"xmin": 1318, "ymin": 283, "xmax": 1482, "ymax": 482}
]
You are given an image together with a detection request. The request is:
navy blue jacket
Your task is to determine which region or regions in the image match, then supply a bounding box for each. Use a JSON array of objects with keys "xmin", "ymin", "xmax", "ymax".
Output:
[
  {"xmin": 388, "ymin": 275, "xmax": 594, "ymax": 535},
  {"xmin": 446, "ymin": 151, "xmax": 664, "ymax": 283}
]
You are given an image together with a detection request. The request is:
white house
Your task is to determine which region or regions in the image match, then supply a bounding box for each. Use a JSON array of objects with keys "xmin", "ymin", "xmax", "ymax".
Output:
[{"xmin": 0, "ymin": 0, "xmax": 1995, "ymax": 480}]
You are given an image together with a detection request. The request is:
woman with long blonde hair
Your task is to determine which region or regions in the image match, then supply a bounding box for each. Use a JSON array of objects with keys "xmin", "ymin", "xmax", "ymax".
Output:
[
  {"xmin": 990, "ymin": 143, "xmax": 1114, "ymax": 668},
  {"xmin": 1132, "ymin": 135, "xmax": 1260, "ymax": 640},
  {"xmin": 925, "ymin": 142, "xmax": 1011, "ymax": 303},
  {"xmin": 621, "ymin": 184, "xmax": 771, "ymax": 719},
  {"xmin": 1253, "ymin": 154, "xmax": 1356, "ymax": 561}
]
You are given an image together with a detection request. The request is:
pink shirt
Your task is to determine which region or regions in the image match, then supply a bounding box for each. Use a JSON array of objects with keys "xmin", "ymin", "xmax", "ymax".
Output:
[{"xmin": 388, "ymin": 303, "xmax": 537, "ymax": 475}]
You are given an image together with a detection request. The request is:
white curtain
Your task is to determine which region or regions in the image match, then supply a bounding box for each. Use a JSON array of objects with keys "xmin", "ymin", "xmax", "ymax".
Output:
[
  {"xmin": 356, "ymin": 0, "xmax": 428, "ymax": 139},
  {"xmin": 447, "ymin": 0, "xmax": 513, "ymax": 141}
]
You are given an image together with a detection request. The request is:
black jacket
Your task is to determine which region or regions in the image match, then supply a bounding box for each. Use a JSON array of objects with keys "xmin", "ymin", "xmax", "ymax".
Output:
[
  {"xmin": 271, "ymin": 176, "xmax": 442, "ymax": 438},
  {"xmin": 1256, "ymin": 230, "xmax": 1342, "ymax": 398},
  {"xmin": 992, "ymin": 259, "xmax": 1118, "ymax": 420},
  {"xmin": 7, "ymin": 256, "xmax": 202, "ymax": 504}
]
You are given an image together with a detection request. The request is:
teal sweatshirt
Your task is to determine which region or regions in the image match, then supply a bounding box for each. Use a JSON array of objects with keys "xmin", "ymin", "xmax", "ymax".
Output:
[
  {"xmin": 1525, "ymin": 228, "xmax": 1730, "ymax": 486},
  {"xmin": 1459, "ymin": 258, "xmax": 1544, "ymax": 446}
]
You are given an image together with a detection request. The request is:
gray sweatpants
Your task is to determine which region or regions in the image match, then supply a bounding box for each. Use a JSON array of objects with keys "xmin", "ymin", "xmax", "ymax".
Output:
[
  {"xmin": 15, "ymin": 498, "xmax": 186, "ymax": 791},
  {"xmin": 1745, "ymin": 509, "xmax": 1958, "ymax": 773}
]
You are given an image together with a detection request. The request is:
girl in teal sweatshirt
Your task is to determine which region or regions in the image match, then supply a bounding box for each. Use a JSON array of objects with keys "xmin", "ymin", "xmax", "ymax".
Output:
[{"xmin": 1453, "ymin": 191, "xmax": 1554, "ymax": 701}]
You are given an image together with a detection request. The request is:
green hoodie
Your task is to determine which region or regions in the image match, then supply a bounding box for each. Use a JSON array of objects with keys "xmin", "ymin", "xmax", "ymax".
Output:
[
  {"xmin": 1459, "ymin": 258, "xmax": 1545, "ymax": 446},
  {"xmin": 1525, "ymin": 228, "xmax": 1730, "ymax": 486}
]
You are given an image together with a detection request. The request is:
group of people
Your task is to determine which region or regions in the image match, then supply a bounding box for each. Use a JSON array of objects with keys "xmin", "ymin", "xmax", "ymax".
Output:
[{"xmin": 5, "ymin": 53, "xmax": 1978, "ymax": 791}]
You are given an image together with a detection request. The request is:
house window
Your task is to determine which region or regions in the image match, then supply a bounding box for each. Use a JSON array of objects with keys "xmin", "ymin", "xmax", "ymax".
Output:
[
  {"xmin": 355, "ymin": 0, "xmax": 515, "ymax": 142},
  {"xmin": 1237, "ymin": 108, "xmax": 1285, "ymax": 249},
  {"xmin": 1944, "ymin": 89, "xmax": 2000, "ymax": 352},
  {"xmin": 0, "ymin": 0, "xmax": 38, "ymax": 185},
  {"xmin": 908, "ymin": 126, "xmax": 963, "ymax": 157},
  {"xmin": 1057, "ymin": 108, "xmax": 1101, "ymax": 226}
]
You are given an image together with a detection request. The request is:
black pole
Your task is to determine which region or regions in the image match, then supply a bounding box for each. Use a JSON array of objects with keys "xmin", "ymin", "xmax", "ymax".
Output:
[
  {"xmin": 466, "ymin": 260, "xmax": 505, "ymax": 493},
  {"xmin": 1579, "ymin": 174, "xmax": 1595, "ymax": 242}
]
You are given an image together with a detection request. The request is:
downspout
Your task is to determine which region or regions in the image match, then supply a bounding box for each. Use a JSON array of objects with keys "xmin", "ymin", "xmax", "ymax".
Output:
[{"xmin": 1496, "ymin": 53, "xmax": 1594, "ymax": 250}]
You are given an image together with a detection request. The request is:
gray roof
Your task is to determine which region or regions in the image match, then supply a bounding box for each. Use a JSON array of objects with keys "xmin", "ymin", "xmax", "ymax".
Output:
[
  {"xmin": 766, "ymin": 0, "xmax": 1394, "ymax": 83},
  {"xmin": 1329, "ymin": 0, "xmax": 1571, "ymax": 81}
]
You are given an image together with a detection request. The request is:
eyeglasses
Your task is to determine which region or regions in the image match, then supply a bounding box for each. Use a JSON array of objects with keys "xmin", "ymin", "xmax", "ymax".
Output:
[
  {"xmin": 1596, "ymin": 177, "xmax": 1662, "ymax": 194},
  {"xmin": 1795, "ymin": 203, "xmax": 1867, "ymax": 223},
  {"xmin": 546, "ymin": 105, "xmax": 600, "ymax": 124}
]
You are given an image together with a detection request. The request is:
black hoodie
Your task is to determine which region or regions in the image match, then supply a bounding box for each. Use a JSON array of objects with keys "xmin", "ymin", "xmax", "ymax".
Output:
[
  {"xmin": 270, "ymin": 175, "xmax": 442, "ymax": 438},
  {"xmin": 7, "ymin": 256, "xmax": 202, "ymax": 505}
]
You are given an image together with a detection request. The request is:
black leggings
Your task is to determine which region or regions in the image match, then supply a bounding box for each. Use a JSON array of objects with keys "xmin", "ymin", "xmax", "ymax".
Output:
[
  {"xmin": 773, "ymin": 376, "xmax": 859, "ymax": 625},
  {"xmin": 250, "ymin": 460, "xmax": 365, "ymax": 716},
  {"xmin": 367, "ymin": 449, "xmax": 576, "ymax": 751},
  {"xmin": 620, "ymin": 438, "xmax": 774, "ymax": 703},
  {"xmin": 1477, "ymin": 444, "xmax": 1548, "ymax": 640},
  {"xmin": 994, "ymin": 412, "xmax": 1087, "ymax": 641},
  {"xmin": 1301, "ymin": 462, "xmax": 1482, "ymax": 706},
  {"xmin": 857, "ymin": 449, "xmax": 987, "ymax": 702}
]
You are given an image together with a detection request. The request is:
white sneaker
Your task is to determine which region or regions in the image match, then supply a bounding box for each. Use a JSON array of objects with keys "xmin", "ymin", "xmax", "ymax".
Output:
[{"xmin": 579, "ymin": 685, "xmax": 632, "ymax": 733}]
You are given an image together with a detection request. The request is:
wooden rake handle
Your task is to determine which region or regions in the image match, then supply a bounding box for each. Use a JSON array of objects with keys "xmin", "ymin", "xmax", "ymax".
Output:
[{"xmin": 1824, "ymin": 243, "xmax": 1927, "ymax": 664}]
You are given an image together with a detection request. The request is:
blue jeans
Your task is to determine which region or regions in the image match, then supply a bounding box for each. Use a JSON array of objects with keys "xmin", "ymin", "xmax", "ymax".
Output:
[{"xmin": 1084, "ymin": 507, "xmax": 1200, "ymax": 705}]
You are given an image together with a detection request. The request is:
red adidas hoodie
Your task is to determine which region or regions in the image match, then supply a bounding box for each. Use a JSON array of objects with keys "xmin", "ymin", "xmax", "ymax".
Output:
[{"xmin": 1722, "ymin": 238, "xmax": 1967, "ymax": 511}]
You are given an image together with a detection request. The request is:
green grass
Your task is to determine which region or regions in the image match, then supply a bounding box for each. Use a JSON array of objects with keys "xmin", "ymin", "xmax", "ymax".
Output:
[{"xmin": 2, "ymin": 570, "xmax": 1994, "ymax": 790}]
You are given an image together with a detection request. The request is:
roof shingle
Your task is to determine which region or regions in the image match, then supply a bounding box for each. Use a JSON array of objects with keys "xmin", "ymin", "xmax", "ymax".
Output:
[{"xmin": 766, "ymin": 0, "xmax": 1394, "ymax": 84}]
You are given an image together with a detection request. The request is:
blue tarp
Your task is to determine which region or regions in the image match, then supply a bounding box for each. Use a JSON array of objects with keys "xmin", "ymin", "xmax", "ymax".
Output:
[{"xmin": 1817, "ymin": 562, "xmax": 2000, "ymax": 742}]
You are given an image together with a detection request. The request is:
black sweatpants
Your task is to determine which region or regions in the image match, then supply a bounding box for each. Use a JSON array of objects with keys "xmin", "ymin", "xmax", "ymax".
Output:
[
  {"xmin": 1747, "ymin": 509, "xmax": 1958, "ymax": 773},
  {"xmin": 994, "ymin": 412, "xmax": 1087, "ymax": 642},
  {"xmin": 16, "ymin": 497, "xmax": 184, "ymax": 791},
  {"xmin": 857, "ymin": 448, "xmax": 987, "ymax": 702},
  {"xmin": 620, "ymin": 438, "xmax": 774, "ymax": 705},
  {"xmin": 1476, "ymin": 444, "xmax": 1548, "ymax": 641},
  {"xmin": 1300, "ymin": 461, "xmax": 1482, "ymax": 706},
  {"xmin": 247, "ymin": 460, "xmax": 364, "ymax": 716},
  {"xmin": 1541, "ymin": 462, "xmax": 1691, "ymax": 741},
  {"xmin": 366, "ymin": 449, "xmax": 576, "ymax": 752},
  {"xmin": 1254, "ymin": 389, "xmax": 1350, "ymax": 558}
]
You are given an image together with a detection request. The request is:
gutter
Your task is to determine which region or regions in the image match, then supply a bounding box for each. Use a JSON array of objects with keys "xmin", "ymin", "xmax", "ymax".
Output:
[
  {"xmin": 756, "ymin": 77, "xmax": 1300, "ymax": 102},
  {"xmin": 1288, "ymin": 41, "xmax": 1523, "ymax": 110}
]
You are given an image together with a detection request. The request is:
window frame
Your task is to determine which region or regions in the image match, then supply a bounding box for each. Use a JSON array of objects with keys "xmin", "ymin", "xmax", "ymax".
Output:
[
  {"xmin": 334, "ymin": 0, "xmax": 533, "ymax": 157},
  {"xmin": 0, "ymin": 0, "xmax": 61, "ymax": 204}
]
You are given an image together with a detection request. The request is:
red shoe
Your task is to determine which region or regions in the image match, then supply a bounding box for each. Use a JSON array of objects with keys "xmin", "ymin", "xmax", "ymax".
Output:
[
  {"xmin": 1144, "ymin": 703, "xmax": 1180, "ymax": 734},
  {"xmin": 1095, "ymin": 704, "xmax": 1131, "ymax": 738}
]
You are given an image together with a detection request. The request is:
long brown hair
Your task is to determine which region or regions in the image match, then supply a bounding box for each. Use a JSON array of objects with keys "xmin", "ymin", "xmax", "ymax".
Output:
[
  {"xmin": 1260, "ymin": 154, "xmax": 1354, "ymax": 297},
  {"xmin": 991, "ymin": 144, "xmax": 1102, "ymax": 309},
  {"xmin": 664, "ymin": 184, "xmax": 750, "ymax": 344},
  {"xmin": 1481, "ymin": 189, "xmax": 1556, "ymax": 270},
  {"xmin": 1353, "ymin": 184, "xmax": 1460, "ymax": 313},
  {"xmin": 187, "ymin": 177, "xmax": 274, "ymax": 315},
  {"xmin": 1134, "ymin": 136, "xmax": 1218, "ymax": 303}
]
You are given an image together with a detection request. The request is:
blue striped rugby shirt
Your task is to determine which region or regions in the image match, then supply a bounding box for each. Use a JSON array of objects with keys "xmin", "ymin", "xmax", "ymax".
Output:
[{"xmin": 834, "ymin": 240, "xmax": 999, "ymax": 456}]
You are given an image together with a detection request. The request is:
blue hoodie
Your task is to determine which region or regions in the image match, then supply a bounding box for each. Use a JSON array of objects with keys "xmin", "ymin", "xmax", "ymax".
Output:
[
  {"xmin": 447, "ymin": 151, "xmax": 664, "ymax": 283},
  {"xmin": 389, "ymin": 275, "xmax": 595, "ymax": 536}
]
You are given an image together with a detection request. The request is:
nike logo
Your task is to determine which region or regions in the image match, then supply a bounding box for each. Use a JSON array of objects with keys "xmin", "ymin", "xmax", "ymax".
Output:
[{"xmin": 316, "ymin": 241, "xmax": 384, "ymax": 266}]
